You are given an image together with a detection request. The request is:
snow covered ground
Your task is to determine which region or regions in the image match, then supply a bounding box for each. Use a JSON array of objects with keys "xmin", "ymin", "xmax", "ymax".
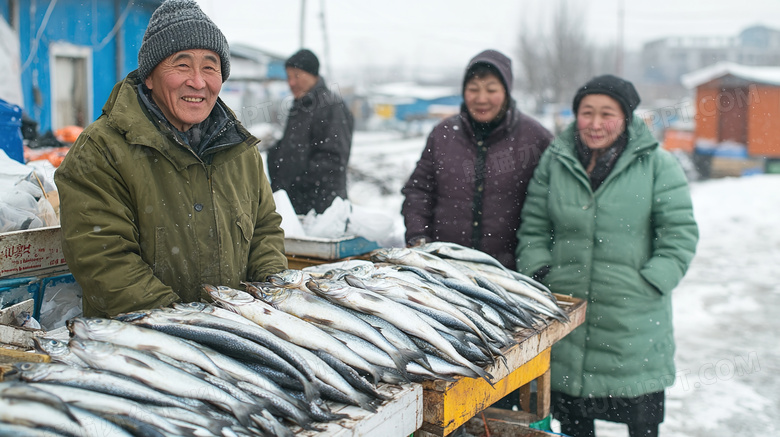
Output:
[{"xmin": 346, "ymin": 130, "xmax": 780, "ymax": 437}]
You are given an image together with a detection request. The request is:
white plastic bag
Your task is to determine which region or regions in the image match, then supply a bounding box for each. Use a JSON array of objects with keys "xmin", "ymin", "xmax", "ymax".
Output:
[
  {"xmin": 346, "ymin": 203, "xmax": 396, "ymax": 242},
  {"xmin": 302, "ymin": 197, "xmax": 350, "ymax": 239},
  {"xmin": 272, "ymin": 190, "xmax": 306, "ymax": 238},
  {"xmin": 39, "ymin": 280, "xmax": 83, "ymax": 331}
]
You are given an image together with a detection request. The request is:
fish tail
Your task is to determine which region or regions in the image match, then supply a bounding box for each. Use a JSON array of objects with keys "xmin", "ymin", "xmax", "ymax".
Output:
[
  {"xmin": 250, "ymin": 410, "xmax": 296, "ymax": 437},
  {"xmin": 389, "ymin": 347, "xmax": 426, "ymax": 378},
  {"xmin": 406, "ymin": 347, "xmax": 433, "ymax": 370},
  {"xmin": 410, "ymin": 350, "xmax": 434, "ymax": 372},
  {"xmin": 469, "ymin": 363, "xmax": 495, "ymax": 387},
  {"xmin": 227, "ymin": 399, "xmax": 267, "ymax": 429},
  {"xmin": 301, "ymin": 378, "xmax": 320, "ymax": 404}
]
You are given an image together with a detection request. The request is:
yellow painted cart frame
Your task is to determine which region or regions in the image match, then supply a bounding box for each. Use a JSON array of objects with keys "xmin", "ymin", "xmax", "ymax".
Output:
[{"xmin": 417, "ymin": 294, "xmax": 586, "ymax": 436}]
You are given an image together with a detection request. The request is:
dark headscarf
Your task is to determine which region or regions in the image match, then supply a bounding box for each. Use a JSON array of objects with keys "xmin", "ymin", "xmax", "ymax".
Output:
[{"xmin": 461, "ymin": 50, "xmax": 515, "ymax": 139}]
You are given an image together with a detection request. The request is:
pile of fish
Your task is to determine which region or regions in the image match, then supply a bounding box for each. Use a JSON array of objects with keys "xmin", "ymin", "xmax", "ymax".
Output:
[{"xmin": 0, "ymin": 242, "xmax": 569, "ymax": 436}]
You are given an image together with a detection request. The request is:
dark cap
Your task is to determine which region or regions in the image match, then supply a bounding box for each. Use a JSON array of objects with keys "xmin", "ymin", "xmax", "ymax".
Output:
[
  {"xmin": 463, "ymin": 49, "xmax": 513, "ymax": 93},
  {"xmin": 285, "ymin": 49, "xmax": 320, "ymax": 77},
  {"xmin": 572, "ymin": 74, "xmax": 641, "ymax": 120}
]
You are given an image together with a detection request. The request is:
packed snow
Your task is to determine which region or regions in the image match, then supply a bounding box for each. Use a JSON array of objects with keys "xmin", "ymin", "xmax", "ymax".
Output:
[{"xmin": 346, "ymin": 130, "xmax": 780, "ymax": 437}]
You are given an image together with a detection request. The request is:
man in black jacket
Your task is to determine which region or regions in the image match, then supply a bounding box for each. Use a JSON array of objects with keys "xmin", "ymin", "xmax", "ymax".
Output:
[{"xmin": 267, "ymin": 49, "xmax": 354, "ymax": 215}]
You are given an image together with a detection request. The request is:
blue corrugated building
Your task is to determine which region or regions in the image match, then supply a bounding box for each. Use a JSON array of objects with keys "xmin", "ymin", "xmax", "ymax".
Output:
[
  {"xmin": 369, "ymin": 82, "xmax": 461, "ymax": 122},
  {"xmin": 1, "ymin": 0, "xmax": 163, "ymax": 133}
]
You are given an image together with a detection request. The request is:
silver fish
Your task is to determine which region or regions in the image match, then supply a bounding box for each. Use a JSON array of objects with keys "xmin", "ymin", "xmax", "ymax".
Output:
[
  {"xmin": 122, "ymin": 306, "xmax": 321, "ymax": 404},
  {"xmin": 420, "ymin": 241, "xmax": 554, "ymax": 296},
  {"xmin": 67, "ymin": 338, "xmax": 257, "ymax": 428},
  {"xmin": 0, "ymin": 385, "xmax": 124, "ymax": 437},
  {"xmin": 0, "ymin": 421, "xmax": 72, "ymax": 436},
  {"xmin": 370, "ymin": 247, "xmax": 474, "ymax": 283},
  {"xmin": 346, "ymin": 273, "xmax": 495, "ymax": 351},
  {"xmin": 247, "ymin": 282, "xmax": 424, "ymax": 375},
  {"xmin": 447, "ymin": 262, "xmax": 567, "ymax": 320},
  {"xmin": 32, "ymin": 338, "xmax": 87, "ymax": 367},
  {"xmin": 319, "ymin": 325, "xmax": 439, "ymax": 381},
  {"xmin": 266, "ymin": 269, "xmax": 314, "ymax": 290},
  {"xmin": 375, "ymin": 265, "xmax": 509, "ymax": 327},
  {"xmin": 67, "ymin": 317, "xmax": 229, "ymax": 380},
  {"xmin": 206, "ymin": 284, "xmax": 382, "ymax": 385},
  {"xmin": 26, "ymin": 382, "xmax": 190, "ymax": 436},
  {"xmin": 306, "ymin": 278, "xmax": 494, "ymax": 386},
  {"xmin": 169, "ymin": 301, "xmax": 322, "ymax": 388},
  {"xmin": 13, "ymin": 361, "xmax": 203, "ymax": 413}
]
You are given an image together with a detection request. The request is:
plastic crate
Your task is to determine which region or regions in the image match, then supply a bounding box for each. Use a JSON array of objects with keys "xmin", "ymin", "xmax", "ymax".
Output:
[{"xmin": 0, "ymin": 277, "xmax": 40, "ymax": 317}]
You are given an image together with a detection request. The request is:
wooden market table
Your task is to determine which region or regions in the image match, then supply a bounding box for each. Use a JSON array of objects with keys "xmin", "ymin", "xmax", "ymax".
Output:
[
  {"xmin": 416, "ymin": 294, "xmax": 586, "ymax": 436},
  {"xmin": 287, "ymin": 293, "xmax": 586, "ymax": 437},
  {"xmin": 284, "ymin": 251, "xmax": 586, "ymax": 436}
]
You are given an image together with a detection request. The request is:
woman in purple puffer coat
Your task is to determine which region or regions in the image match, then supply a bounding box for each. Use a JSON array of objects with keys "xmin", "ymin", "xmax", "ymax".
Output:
[{"xmin": 401, "ymin": 49, "xmax": 552, "ymax": 269}]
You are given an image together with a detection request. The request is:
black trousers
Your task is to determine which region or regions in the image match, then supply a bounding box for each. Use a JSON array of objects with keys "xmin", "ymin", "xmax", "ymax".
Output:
[{"xmin": 552, "ymin": 390, "xmax": 665, "ymax": 437}]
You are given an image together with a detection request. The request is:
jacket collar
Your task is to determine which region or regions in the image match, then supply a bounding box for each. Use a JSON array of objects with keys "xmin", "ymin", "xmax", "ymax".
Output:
[
  {"xmin": 458, "ymin": 99, "xmax": 519, "ymax": 143},
  {"xmin": 292, "ymin": 77, "xmax": 328, "ymax": 108},
  {"xmin": 102, "ymin": 71, "xmax": 255, "ymax": 170}
]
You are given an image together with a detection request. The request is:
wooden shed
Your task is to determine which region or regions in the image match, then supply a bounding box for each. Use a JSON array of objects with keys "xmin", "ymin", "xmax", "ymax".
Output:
[
  {"xmin": 681, "ymin": 62, "xmax": 780, "ymax": 158},
  {"xmin": 1, "ymin": 0, "xmax": 163, "ymax": 133}
]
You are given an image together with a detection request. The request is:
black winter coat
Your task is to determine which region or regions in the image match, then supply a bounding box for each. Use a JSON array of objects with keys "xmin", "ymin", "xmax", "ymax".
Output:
[
  {"xmin": 267, "ymin": 78, "xmax": 354, "ymax": 214},
  {"xmin": 402, "ymin": 106, "xmax": 552, "ymax": 268}
]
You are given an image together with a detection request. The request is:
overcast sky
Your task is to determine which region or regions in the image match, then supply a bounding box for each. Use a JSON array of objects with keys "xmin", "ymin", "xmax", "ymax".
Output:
[{"xmin": 195, "ymin": 0, "xmax": 780, "ymax": 79}]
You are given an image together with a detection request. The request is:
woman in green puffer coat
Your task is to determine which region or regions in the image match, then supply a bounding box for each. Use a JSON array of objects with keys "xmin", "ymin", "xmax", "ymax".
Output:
[{"xmin": 516, "ymin": 75, "xmax": 698, "ymax": 437}]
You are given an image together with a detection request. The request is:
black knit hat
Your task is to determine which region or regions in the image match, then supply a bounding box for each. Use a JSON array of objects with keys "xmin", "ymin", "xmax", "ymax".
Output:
[
  {"xmin": 138, "ymin": 0, "xmax": 230, "ymax": 82},
  {"xmin": 572, "ymin": 74, "xmax": 641, "ymax": 121},
  {"xmin": 285, "ymin": 49, "xmax": 320, "ymax": 77}
]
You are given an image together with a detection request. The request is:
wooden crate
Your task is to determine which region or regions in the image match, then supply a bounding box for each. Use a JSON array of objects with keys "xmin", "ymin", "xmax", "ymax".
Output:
[
  {"xmin": 418, "ymin": 294, "xmax": 586, "ymax": 436},
  {"xmin": 0, "ymin": 226, "xmax": 68, "ymax": 279},
  {"xmin": 0, "ymin": 299, "xmax": 68, "ymax": 351},
  {"xmin": 285, "ymin": 236, "xmax": 379, "ymax": 260},
  {"xmin": 293, "ymin": 382, "xmax": 423, "ymax": 437},
  {"xmin": 0, "ymin": 346, "xmax": 51, "ymax": 381}
]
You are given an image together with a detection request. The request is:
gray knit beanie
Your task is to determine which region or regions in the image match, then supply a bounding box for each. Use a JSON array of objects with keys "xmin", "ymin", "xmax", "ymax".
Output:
[{"xmin": 138, "ymin": 0, "xmax": 230, "ymax": 82}]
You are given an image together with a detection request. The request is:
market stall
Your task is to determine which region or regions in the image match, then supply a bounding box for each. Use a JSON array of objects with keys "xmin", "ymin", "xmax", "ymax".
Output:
[{"xmin": 1, "ymin": 226, "xmax": 584, "ymax": 437}]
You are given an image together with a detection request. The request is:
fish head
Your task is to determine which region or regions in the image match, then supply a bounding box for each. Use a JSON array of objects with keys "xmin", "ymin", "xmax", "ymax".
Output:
[
  {"xmin": 246, "ymin": 283, "xmax": 288, "ymax": 305},
  {"xmin": 369, "ymin": 248, "xmax": 390, "ymax": 263},
  {"xmin": 343, "ymin": 274, "xmax": 367, "ymax": 289},
  {"xmin": 206, "ymin": 284, "xmax": 255, "ymax": 307},
  {"xmin": 68, "ymin": 338, "xmax": 114, "ymax": 360},
  {"xmin": 13, "ymin": 362, "xmax": 53, "ymax": 381},
  {"xmin": 348, "ymin": 263, "xmax": 375, "ymax": 278},
  {"xmin": 306, "ymin": 278, "xmax": 350, "ymax": 299},
  {"xmin": 370, "ymin": 247, "xmax": 410, "ymax": 264},
  {"xmin": 267, "ymin": 269, "xmax": 305, "ymax": 288},
  {"xmin": 67, "ymin": 317, "xmax": 124, "ymax": 341},
  {"xmin": 322, "ymin": 268, "xmax": 349, "ymax": 280},
  {"xmin": 172, "ymin": 301, "xmax": 210, "ymax": 313},
  {"xmin": 32, "ymin": 337, "xmax": 69, "ymax": 357}
]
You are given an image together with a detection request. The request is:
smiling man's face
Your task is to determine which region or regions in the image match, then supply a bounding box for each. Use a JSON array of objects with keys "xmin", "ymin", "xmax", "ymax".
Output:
[{"xmin": 144, "ymin": 49, "xmax": 223, "ymax": 131}]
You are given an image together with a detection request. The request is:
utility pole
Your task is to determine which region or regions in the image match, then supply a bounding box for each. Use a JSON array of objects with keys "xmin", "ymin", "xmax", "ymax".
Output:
[
  {"xmin": 616, "ymin": 0, "xmax": 624, "ymax": 75},
  {"xmin": 320, "ymin": 0, "xmax": 332, "ymax": 79},
  {"xmin": 299, "ymin": 0, "xmax": 307, "ymax": 48}
]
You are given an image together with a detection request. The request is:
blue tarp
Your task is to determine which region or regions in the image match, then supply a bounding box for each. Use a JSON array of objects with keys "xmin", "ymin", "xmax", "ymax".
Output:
[{"xmin": 0, "ymin": 98, "xmax": 23, "ymax": 163}]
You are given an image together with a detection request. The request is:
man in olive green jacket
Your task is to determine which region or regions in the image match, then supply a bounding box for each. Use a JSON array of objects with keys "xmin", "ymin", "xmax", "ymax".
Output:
[{"xmin": 55, "ymin": 0, "xmax": 287, "ymax": 318}]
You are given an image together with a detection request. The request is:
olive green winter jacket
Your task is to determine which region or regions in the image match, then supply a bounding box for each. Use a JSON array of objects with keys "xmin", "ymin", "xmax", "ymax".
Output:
[
  {"xmin": 516, "ymin": 117, "xmax": 698, "ymax": 398},
  {"xmin": 55, "ymin": 71, "xmax": 287, "ymax": 318}
]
